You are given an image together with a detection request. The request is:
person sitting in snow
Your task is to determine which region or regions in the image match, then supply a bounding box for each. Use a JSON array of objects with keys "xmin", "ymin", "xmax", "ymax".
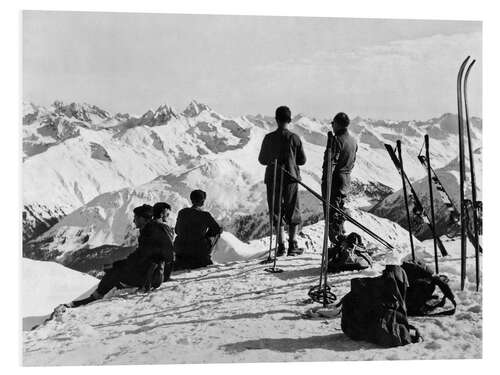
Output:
[
  {"xmin": 67, "ymin": 204, "xmax": 173, "ymax": 307},
  {"xmin": 322, "ymin": 112, "xmax": 358, "ymax": 244},
  {"xmin": 258, "ymin": 105, "xmax": 306, "ymax": 256},
  {"xmin": 173, "ymin": 190, "xmax": 222, "ymax": 270},
  {"xmin": 153, "ymin": 202, "xmax": 175, "ymax": 281}
]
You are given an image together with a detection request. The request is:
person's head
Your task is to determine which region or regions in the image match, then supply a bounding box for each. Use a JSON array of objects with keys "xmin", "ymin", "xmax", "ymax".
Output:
[
  {"xmin": 275, "ymin": 106, "xmax": 292, "ymax": 128},
  {"xmin": 133, "ymin": 204, "xmax": 153, "ymax": 229},
  {"xmin": 153, "ymin": 202, "xmax": 171, "ymax": 222},
  {"xmin": 190, "ymin": 189, "xmax": 207, "ymax": 207},
  {"xmin": 331, "ymin": 112, "xmax": 350, "ymax": 133}
]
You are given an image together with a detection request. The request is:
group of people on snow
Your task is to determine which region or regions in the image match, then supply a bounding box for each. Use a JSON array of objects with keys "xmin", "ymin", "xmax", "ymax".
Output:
[
  {"xmin": 68, "ymin": 190, "xmax": 222, "ymax": 307},
  {"xmin": 67, "ymin": 105, "xmax": 357, "ymax": 308},
  {"xmin": 259, "ymin": 105, "xmax": 357, "ymax": 254}
]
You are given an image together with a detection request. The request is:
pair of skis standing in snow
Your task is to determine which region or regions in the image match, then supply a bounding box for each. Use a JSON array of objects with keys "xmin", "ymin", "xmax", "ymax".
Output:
[
  {"xmin": 261, "ymin": 57, "xmax": 482, "ymax": 305},
  {"xmin": 386, "ymin": 56, "xmax": 481, "ymax": 292}
]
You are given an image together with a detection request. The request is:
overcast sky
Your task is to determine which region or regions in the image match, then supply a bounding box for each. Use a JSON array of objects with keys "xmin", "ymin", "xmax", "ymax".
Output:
[{"xmin": 23, "ymin": 11, "xmax": 481, "ymax": 120}]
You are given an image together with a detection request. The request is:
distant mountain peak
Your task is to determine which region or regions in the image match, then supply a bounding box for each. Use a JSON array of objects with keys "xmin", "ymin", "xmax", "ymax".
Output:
[
  {"xmin": 137, "ymin": 104, "xmax": 179, "ymax": 126},
  {"xmin": 183, "ymin": 100, "xmax": 212, "ymax": 117},
  {"xmin": 51, "ymin": 101, "xmax": 111, "ymax": 122}
]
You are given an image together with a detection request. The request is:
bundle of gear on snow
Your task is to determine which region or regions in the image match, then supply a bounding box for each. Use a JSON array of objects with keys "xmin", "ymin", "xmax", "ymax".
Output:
[
  {"xmin": 340, "ymin": 264, "xmax": 421, "ymax": 347},
  {"xmin": 327, "ymin": 232, "xmax": 372, "ymax": 273},
  {"xmin": 401, "ymin": 258, "xmax": 456, "ymax": 316}
]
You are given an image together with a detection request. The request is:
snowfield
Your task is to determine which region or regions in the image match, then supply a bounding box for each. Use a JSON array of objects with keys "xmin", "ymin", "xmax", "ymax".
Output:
[
  {"xmin": 23, "ymin": 222, "xmax": 482, "ymax": 365},
  {"xmin": 22, "ymin": 258, "xmax": 98, "ymax": 331}
]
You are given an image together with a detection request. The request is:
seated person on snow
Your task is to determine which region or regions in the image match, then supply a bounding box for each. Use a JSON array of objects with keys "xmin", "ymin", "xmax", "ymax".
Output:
[
  {"xmin": 173, "ymin": 190, "xmax": 222, "ymax": 270},
  {"xmin": 68, "ymin": 204, "xmax": 174, "ymax": 307},
  {"xmin": 153, "ymin": 202, "xmax": 175, "ymax": 281}
]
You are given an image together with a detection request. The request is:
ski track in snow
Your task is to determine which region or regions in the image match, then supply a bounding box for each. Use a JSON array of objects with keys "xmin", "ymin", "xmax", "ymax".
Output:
[{"xmin": 23, "ymin": 237, "xmax": 482, "ymax": 366}]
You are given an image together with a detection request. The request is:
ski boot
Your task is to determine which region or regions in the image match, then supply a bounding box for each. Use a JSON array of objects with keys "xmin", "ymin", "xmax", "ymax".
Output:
[{"xmin": 287, "ymin": 240, "xmax": 304, "ymax": 256}]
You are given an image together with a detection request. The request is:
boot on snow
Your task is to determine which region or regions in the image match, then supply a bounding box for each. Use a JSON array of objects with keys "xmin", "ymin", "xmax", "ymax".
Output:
[{"xmin": 287, "ymin": 240, "xmax": 304, "ymax": 256}]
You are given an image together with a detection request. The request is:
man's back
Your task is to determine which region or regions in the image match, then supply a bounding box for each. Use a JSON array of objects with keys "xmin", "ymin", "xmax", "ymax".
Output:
[
  {"xmin": 258, "ymin": 128, "xmax": 306, "ymax": 184},
  {"xmin": 332, "ymin": 129, "xmax": 357, "ymax": 175},
  {"xmin": 175, "ymin": 207, "xmax": 221, "ymax": 245},
  {"xmin": 322, "ymin": 129, "xmax": 358, "ymax": 182}
]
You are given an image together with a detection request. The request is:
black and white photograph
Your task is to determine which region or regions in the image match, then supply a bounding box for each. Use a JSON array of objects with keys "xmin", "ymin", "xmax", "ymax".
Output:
[{"xmin": 18, "ymin": 5, "xmax": 486, "ymax": 367}]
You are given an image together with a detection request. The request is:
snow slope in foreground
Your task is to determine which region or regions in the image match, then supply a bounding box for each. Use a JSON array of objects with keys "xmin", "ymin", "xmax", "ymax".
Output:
[
  {"xmin": 23, "ymin": 237, "xmax": 482, "ymax": 365},
  {"xmin": 23, "ymin": 258, "xmax": 98, "ymax": 330}
]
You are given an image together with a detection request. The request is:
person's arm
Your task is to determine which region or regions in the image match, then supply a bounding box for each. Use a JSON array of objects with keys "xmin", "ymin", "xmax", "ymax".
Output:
[
  {"xmin": 321, "ymin": 145, "xmax": 329, "ymax": 188},
  {"xmin": 205, "ymin": 213, "xmax": 222, "ymax": 238},
  {"xmin": 175, "ymin": 210, "xmax": 183, "ymax": 236},
  {"xmin": 295, "ymin": 137, "xmax": 306, "ymax": 166},
  {"xmin": 258, "ymin": 135, "xmax": 271, "ymax": 166}
]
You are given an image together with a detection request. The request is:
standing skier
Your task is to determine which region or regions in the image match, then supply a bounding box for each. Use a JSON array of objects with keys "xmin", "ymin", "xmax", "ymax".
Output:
[
  {"xmin": 322, "ymin": 112, "xmax": 358, "ymax": 243},
  {"xmin": 258, "ymin": 106, "xmax": 307, "ymax": 256}
]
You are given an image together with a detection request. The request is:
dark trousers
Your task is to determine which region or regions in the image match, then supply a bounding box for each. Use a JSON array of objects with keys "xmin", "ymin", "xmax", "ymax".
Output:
[
  {"xmin": 266, "ymin": 181, "xmax": 301, "ymax": 226},
  {"xmin": 96, "ymin": 266, "xmax": 145, "ymax": 296},
  {"xmin": 322, "ymin": 173, "xmax": 351, "ymax": 243}
]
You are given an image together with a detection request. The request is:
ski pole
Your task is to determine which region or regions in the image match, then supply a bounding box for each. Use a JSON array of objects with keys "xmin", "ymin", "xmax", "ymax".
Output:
[
  {"xmin": 397, "ymin": 140, "xmax": 416, "ymax": 261},
  {"xmin": 320, "ymin": 132, "xmax": 334, "ymax": 306},
  {"xmin": 273, "ymin": 167, "xmax": 285, "ymax": 269},
  {"xmin": 463, "ymin": 59, "xmax": 480, "ymax": 291},
  {"xmin": 265, "ymin": 164, "xmax": 284, "ymax": 273},
  {"xmin": 308, "ymin": 132, "xmax": 337, "ymax": 306},
  {"xmin": 457, "ymin": 56, "xmax": 471, "ymax": 291},
  {"xmin": 261, "ymin": 159, "xmax": 278, "ymax": 265},
  {"xmin": 385, "ymin": 144, "xmax": 448, "ymax": 257},
  {"xmin": 424, "ymin": 135, "xmax": 439, "ymax": 273},
  {"xmin": 281, "ymin": 169, "xmax": 395, "ymax": 251}
]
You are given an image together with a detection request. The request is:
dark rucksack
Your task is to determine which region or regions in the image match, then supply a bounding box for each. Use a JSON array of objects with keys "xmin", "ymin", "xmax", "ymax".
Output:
[
  {"xmin": 401, "ymin": 259, "xmax": 456, "ymax": 316},
  {"xmin": 327, "ymin": 232, "xmax": 372, "ymax": 273},
  {"xmin": 340, "ymin": 265, "xmax": 421, "ymax": 347}
]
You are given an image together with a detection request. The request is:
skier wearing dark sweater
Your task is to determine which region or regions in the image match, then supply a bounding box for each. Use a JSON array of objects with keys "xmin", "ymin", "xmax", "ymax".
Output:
[
  {"xmin": 68, "ymin": 204, "xmax": 173, "ymax": 307},
  {"xmin": 173, "ymin": 190, "xmax": 222, "ymax": 270},
  {"xmin": 153, "ymin": 202, "xmax": 175, "ymax": 281},
  {"xmin": 322, "ymin": 112, "xmax": 358, "ymax": 243},
  {"xmin": 258, "ymin": 106, "xmax": 306, "ymax": 256}
]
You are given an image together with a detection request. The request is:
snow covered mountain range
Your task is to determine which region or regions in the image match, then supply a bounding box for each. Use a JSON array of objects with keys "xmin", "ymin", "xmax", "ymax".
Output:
[{"xmin": 22, "ymin": 100, "xmax": 482, "ymax": 270}]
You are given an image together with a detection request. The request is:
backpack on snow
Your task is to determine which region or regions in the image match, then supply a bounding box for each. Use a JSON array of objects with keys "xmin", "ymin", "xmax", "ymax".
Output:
[
  {"xmin": 327, "ymin": 232, "xmax": 372, "ymax": 273},
  {"xmin": 339, "ymin": 265, "xmax": 421, "ymax": 347},
  {"xmin": 401, "ymin": 259, "xmax": 456, "ymax": 316}
]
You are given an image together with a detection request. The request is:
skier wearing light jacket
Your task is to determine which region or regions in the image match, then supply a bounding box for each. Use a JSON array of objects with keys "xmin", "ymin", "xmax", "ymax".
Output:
[
  {"xmin": 258, "ymin": 106, "xmax": 307, "ymax": 256},
  {"xmin": 322, "ymin": 112, "xmax": 358, "ymax": 243}
]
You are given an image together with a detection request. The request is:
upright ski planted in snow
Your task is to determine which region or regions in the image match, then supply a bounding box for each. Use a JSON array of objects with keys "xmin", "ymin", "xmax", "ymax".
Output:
[
  {"xmin": 308, "ymin": 131, "xmax": 336, "ymax": 306},
  {"xmin": 424, "ymin": 135, "xmax": 439, "ymax": 273},
  {"xmin": 463, "ymin": 59, "xmax": 481, "ymax": 291},
  {"xmin": 385, "ymin": 143, "xmax": 448, "ymax": 257},
  {"xmin": 457, "ymin": 56, "xmax": 470, "ymax": 290},
  {"xmin": 396, "ymin": 141, "xmax": 416, "ymax": 261}
]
